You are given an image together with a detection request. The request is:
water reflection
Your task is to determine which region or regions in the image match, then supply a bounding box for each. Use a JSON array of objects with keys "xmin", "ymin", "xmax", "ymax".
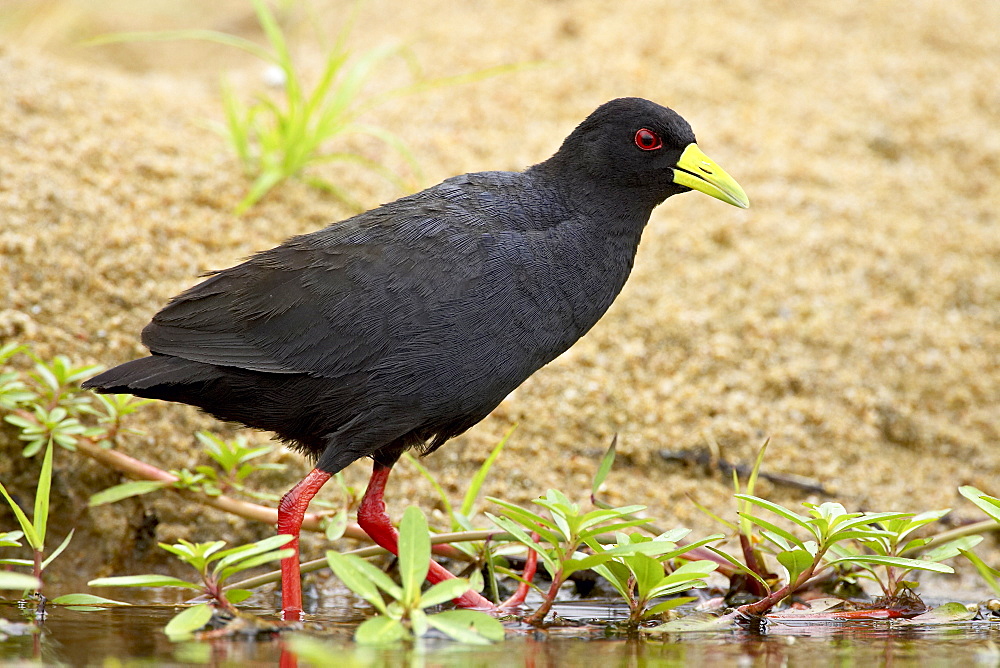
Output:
[{"xmin": 2, "ymin": 601, "xmax": 1000, "ymax": 667}]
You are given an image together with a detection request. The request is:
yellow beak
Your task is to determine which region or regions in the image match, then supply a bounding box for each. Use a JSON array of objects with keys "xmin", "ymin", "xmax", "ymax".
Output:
[{"xmin": 672, "ymin": 143, "xmax": 750, "ymax": 209}]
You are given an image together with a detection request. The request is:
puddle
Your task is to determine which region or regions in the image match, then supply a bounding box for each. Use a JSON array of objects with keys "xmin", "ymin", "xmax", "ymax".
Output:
[{"xmin": 3, "ymin": 600, "xmax": 1000, "ymax": 666}]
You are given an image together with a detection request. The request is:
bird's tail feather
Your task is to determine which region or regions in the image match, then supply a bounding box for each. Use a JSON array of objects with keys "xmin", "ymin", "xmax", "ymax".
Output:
[{"xmin": 81, "ymin": 355, "xmax": 216, "ymax": 394}]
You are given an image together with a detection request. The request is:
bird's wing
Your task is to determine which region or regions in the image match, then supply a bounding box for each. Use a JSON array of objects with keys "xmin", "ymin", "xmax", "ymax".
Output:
[{"xmin": 141, "ymin": 179, "xmax": 515, "ymax": 377}]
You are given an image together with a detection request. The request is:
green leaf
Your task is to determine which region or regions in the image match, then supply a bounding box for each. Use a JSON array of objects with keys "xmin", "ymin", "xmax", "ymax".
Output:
[
  {"xmin": 629, "ymin": 553, "xmax": 666, "ymax": 599},
  {"xmin": 323, "ymin": 509, "xmax": 349, "ymax": 541},
  {"xmin": 164, "ymin": 603, "xmax": 214, "ymax": 639},
  {"xmin": 89, "ymin": 480, "xmax": 171, "ymax": 506},
  {"xmin": 485, "ymin": 513, "xmax": 558, "ymax": 577},
  {"xmin": 578, "ymin": 507, "xmax": 647, "ymax": 533},
  {"xmin": 0, "ymin": 572, "xmax": 41, "ymax": 590},
  {"xmin": 398, "ymin": 506, "xmax": 431, "ymax": 606},
  {"xmin": 646, "ymin": 597, "xmax": 698, "ymax": 616},
  {"xmin": 705, "ymin": 546, "xmax": 771, "ymax": 592},
  {"xmin": 33, "ymin": 438, "xmax": 54, "ymax": 546},
  {"xmin": 737, "ymin": 512, "xmax": 807, "ymax": 551},
  {"xmin": 0, "ymin": 479, "xmax": 41, "ymax": 549},
  {"xmin": 488, "ymin": 498, "xmax": 559, "ymax": 534},
  {"xmin": 960, "ymin": 549, "xmax": 1000, "ymax": 596},
  {"xmin": 0, "ymin": 558, "xmax": 33, "ymax": 567},
  {"xmin": 579, "ymin": 518, "xmax": 656, "ymax": 540},
  {"xmin": 733, "ymin": 495, "xmax": 809, "ymax": 529},
  {"xmin": 649, "ymin": 561, "xmax": 717, "ymax": 598},
  {"xmin": 591, "ymin": 436, "xmax": 617, "ymax": 497},
  {"xmin": 776, "ymin": 548, "xmax": 815, "ymax": 586},
  {"xmin": 591, "ymin": 560, "xmax": 632, "ymax": 601},
  {"xmin": 745, "ymin": 439, "xmax": 770, "ymax": 497},
  {"xmin": 41, "ymin": 528, "xmax": 74, "ymax": 570},
  {"xmin": 0, "ymin": 530, "xmax": 24, "ymax": 548},
  {"xmin": 426, "ymin": 609, "xmax": 505, "ymax": 644},
  {"xmin": 0, "ymin": 342, "xmax": 25, "ymax": 362},
  {"xmin": 662, "ymin": 533, "xmax": 726, "ymax": 560},
  {"xmin": 51, "ymin": 593, "xmax": 130, "ymax": 606},
  {"xmin": 224, "ymin": 589, "xmax": 253, "ymax": 604},
  {"xmin": 325, "ymin": 552, "xmax": 391, "ymax": 613},
  {"xmin": 215, "ymin": 548, "xmax": 293, "ymax": 584},
  {"xmin": 3, "ymin": 414, "xmax": 36, "ymax": 430},
  {"xmin": 355, "ymin": 616, "xmax": 407, "ymax": 645},
  {"xmin": 88, "ymin": 574, "xmax": 201, "ymax": 588},
  {"xmin": 959, "ymin": 486, "xmax": 1000, "ymax": 524},
  {"xmin": 827, "ymin": 555, "xmax": 954, "ymax": 573},
  {"xmin": 829, "ymin": 512, "xmax": 913, "ymax": 536},
  {"xmin": 213, "ymin": 534, "xmax": 294, "ymax": 574},
  {"xmin": 419, "ymin": 578, "xmax": 473, "ymax": 608},
  {"xmin": 921, "ymin": 535, "xmax": 983, "ymax": 562}
]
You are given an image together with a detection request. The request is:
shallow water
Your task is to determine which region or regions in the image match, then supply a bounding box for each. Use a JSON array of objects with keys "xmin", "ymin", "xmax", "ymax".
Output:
[{"xmin": 4, "ymin": 599, "xmax": 1000, "ymax": 667}]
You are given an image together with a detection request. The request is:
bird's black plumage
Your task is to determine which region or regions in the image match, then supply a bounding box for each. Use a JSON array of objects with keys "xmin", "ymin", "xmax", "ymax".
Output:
[{"xmin": 85, "ymin": 98, "xmax": 718, "ymax": 474}]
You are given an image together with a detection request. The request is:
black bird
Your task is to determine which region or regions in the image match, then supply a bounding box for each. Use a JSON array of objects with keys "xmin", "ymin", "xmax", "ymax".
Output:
[{"xmin": 83, "ymin": 98, "xmax": 748, "ymax": 619}]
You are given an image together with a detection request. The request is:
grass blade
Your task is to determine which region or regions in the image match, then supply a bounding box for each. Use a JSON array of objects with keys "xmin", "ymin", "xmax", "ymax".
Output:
[
  {"xmin": 461, "ymin": 427, "xmax": 514, "ymax": 518},
  {"xmin": 402, "ymin": 452, "xmax": 454, "ymax": 526},
  {"xmin": 84, "ymin": 30, "xmax": 276, "ymax": 64},
  {"xmin": 590, "ymin": 435, "xmax": 617, "ymax": 499},
  {"xmin": 40, "ymin": 528, "xmax": 74, "ymax": 570}
]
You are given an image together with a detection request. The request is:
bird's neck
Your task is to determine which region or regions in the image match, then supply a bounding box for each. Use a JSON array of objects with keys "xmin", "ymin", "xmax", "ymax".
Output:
[
  {"xmin": 524, "ymin": 162, "xmax": 658, "ymax": 241},
  {"xmin": 515, "ymin": 166, "xmax": 657, "ymax": 341}
]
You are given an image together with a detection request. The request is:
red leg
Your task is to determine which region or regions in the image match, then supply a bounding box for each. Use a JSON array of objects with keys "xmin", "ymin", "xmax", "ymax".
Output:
[
  {"xmin": 358, "ymin": 462, "xmax": 494, "ymax": 610},
  {"xmin": 277, "ymin": 468, "xmax": 332, "ymax": 621}
]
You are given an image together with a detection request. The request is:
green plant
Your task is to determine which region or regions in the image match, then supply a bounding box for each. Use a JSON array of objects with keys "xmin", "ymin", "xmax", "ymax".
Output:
[
  {"xmin": 728, "ymin": 496, "xmax": 959, "ymax": 616},
  {"xmin": 89, "ymin": 535, "xmax": 294, "ymax": 638},
  {"xmin": 78, "ymin": 393, "xmax": 152, "ymax": 448},
  {"xmin": 1, "ymin": 345, "xmax": 127, "ymax": 456},
  {"xmin": 0, "ymin": 440, "xmax": 74, "ymax": 593},
  {"xmin": 88, "ymin": 0, "xmax": 515, "ymax": 213},
  {"xmin": 196, "ymin": 431, "xmax": 284, "ymax": 489},
  {"xmin": 4, "ymin": 405, "xmax": 93, "ymax": 457},
  {"xmin": 488, "ymin": 489, "xmax": 702, "ymax": 624},
  {"xmin": 26, "ymin": 354, "xmax": 103, "ymax": 414},
  {"xmin": 590, "ymin": 530, "xmax": 720, "ymax": 627},
  {"xmin": 826, "ymin": 509, "xmax": 981, "ymax": 600},
  {"xmin": 326, "ymin": 506, "xmax": 504, "ymax": 645}
]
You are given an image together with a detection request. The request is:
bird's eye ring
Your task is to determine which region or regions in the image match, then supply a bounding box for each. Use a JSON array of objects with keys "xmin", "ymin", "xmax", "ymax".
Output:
[{"xmin": 634, "ymin": 128, "xmax": 662, "ymax": 151}]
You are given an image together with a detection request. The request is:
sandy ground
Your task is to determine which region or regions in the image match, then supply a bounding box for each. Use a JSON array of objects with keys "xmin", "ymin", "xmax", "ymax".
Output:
[{"xmin": 1, "ymin": 0, "xmax": 998, "ymax": 596}]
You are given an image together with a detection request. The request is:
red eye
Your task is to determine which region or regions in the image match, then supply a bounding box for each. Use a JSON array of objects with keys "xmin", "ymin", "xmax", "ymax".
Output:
[{"xmin": 634, "ymin": 128, "xmax": 662, "ymax": 151}]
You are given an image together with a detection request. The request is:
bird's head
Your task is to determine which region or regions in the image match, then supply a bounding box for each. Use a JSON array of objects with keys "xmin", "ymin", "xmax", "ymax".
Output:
[{"xmin": 544, "ymin": 97, "xmax": 749, "ymax": 210}]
